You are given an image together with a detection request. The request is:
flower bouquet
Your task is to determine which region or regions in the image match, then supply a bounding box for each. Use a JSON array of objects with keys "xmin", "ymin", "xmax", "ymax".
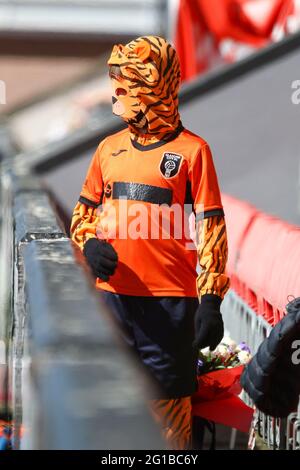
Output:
[{"xmin": 192, "ymin": 338, "xmax": 254, "ymax": 433}]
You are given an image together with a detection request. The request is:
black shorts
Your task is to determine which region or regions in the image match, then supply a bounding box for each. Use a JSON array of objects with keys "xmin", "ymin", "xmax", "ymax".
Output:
[{"xmin": 100, "ymin": 291, "xmax": 199, "ymax": 399}]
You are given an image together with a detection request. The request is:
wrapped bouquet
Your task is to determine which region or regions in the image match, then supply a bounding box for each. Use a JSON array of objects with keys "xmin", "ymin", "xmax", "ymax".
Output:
[
  {"xmin": 197, "ymin": 338, "xmax": 251, "ymax": 375},
  {"xmin": 192, "ymin": 337, "xmax": 254, "ymax": 433}
]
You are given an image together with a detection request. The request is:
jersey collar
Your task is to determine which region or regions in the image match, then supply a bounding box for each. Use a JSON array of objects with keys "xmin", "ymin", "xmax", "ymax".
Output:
[{"xmin": 130, "ymin": 122, "xmax": 184, "ymax": 152}]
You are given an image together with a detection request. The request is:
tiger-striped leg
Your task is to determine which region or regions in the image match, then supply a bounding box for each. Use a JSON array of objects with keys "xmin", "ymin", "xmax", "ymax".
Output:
[{"xmin": 148, "ymin": 397, "xmax": 192, "ymax": 450}]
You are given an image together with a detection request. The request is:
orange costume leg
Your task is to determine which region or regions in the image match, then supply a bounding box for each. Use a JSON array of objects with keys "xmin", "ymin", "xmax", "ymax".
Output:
[{"xmin": 149, "ymin": 397, "xmax": 192, "ymax": 450}]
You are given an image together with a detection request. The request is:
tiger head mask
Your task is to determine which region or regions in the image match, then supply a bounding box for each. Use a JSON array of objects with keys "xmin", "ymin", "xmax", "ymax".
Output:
[{"xmin": 108, "ymin": 36, "xmax": 181, "ymax": 146}]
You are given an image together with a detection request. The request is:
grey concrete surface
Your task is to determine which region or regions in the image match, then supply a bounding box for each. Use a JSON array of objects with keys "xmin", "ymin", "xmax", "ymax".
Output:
[{"xmin": 20, "ymin": 240, "xmax": 162, "ymax": 449}]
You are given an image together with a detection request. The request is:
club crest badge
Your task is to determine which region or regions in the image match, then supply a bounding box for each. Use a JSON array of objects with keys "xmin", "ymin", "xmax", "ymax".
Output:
[{"xmin": 159, "ymin": 152, "xmax": 182, "ymax": 179}]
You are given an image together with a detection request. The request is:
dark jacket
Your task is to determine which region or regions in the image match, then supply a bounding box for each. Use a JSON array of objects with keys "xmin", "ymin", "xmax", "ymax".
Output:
[{"xmin": 241, "ymin": 297, "xmax": 300, "ymax": 417}]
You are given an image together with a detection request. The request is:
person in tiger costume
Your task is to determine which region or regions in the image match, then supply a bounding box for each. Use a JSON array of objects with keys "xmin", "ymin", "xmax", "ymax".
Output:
[{"xmin": 71, "ymin": 36, "xmax": 229, "ymax": 450}]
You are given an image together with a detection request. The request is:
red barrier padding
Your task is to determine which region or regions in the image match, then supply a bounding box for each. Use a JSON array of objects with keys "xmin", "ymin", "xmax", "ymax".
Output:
[
  {"xmin": 268, "ymin": 226, "xmax": 300, "ymax": 319},
  {"xmin": 235, "ymin": 212, "xmax": 300, "ymax": 323},
  {"xmin": 222, "ymin": 193, "xmax": 257, "ymax": 276}
]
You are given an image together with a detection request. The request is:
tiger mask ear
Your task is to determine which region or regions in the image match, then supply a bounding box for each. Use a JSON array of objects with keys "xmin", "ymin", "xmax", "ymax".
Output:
[{"xmin": 131, "ymin": 40, "xmax": 151, "ymax": 62}]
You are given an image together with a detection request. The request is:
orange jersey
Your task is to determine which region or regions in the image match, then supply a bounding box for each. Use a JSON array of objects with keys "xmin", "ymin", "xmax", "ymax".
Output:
[{"xmin": 77, "ymin": 126, "xmax": 224, "ymax": 297}]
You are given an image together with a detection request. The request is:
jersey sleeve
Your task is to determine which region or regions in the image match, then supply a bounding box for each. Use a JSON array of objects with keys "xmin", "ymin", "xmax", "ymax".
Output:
[
  {"xmin": 189, "ymin": 143, "xmax": 230, "ymax": 299},
  {"xmin": 196, "ymin": 215, "xmax": 230, "ymax": 300},
  {"xmin": 70, "ymin": 202, "xmax": 100, "ymax": 251},
  {"xmin": 79, "ymin": 141, "xmax": 104, "ymax": 207},
  {"xmin": 70, "ymin": 141, "xmax": 104, "ymax": 250},
  {"xmin": 188, "ymin": 143, "xmax": 224, "ymax": 220}
]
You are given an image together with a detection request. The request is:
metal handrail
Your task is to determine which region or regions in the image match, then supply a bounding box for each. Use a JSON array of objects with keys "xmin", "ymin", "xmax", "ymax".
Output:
[{"xmin": 222, "ymin": 290, "xmax": 300, "ymax": 450}]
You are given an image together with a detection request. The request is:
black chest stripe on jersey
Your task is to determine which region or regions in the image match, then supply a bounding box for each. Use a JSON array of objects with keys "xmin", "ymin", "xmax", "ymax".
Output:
[{"xmin": 112, "ymin": 182, "xmax": 173, "ymax": 206}]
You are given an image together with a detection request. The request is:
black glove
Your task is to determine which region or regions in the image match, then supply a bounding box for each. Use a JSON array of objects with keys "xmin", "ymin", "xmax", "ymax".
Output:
[
  {"xmin": 83, "ymin": 238, "xmax": 118, "ymax": 281},
  {"xmin": 194, "ymin": 294, "xmax": 224, "ymax": 350}
]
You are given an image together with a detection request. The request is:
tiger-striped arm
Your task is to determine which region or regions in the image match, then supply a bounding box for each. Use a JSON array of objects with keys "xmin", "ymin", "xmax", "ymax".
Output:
[
  {"xmin": 196, "ymin": 214, "xmax": 230, "ymax": 300},
  {"xmin": 70, "ymin": 201, "xmax": 99, "ymax": 251}
]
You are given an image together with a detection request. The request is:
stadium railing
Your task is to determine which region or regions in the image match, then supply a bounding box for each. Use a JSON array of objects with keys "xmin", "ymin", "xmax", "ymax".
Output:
[{"xmin": 222, "ymin": 193, "xmax": 300, "ymax": 450}]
